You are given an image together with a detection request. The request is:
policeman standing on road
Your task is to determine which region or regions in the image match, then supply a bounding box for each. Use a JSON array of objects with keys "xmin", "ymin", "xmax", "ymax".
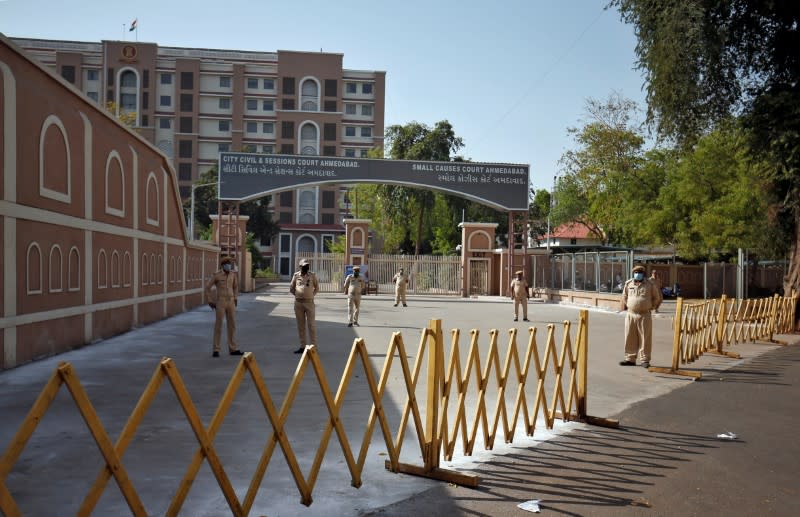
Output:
[
  {"xmin": 620, "ymin": 264, "xmax": 662, "ymax": 368},
  {"xmin": 393, "ymin": 267, "xmax": 409, "ymax": 307},
  {"xmin": 510, "ymin": 270, "xmax": 530, "ymax": 322},
  {"xmin": 205, "ymin": 256, "xmax": 244, "ymax": 358},
  {"xmin": 290, "ymin": 258, "xmax": 319, "ymax": 354},
  {"xmin": 343, "ymin": 265, "xmax": 365, "ymax": 327}
]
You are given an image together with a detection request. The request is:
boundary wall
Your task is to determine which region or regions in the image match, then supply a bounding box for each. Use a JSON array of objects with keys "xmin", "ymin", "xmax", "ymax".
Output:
[{"xmin": 0, "ymin": 36, "xmax": 218, "ymax": 370}]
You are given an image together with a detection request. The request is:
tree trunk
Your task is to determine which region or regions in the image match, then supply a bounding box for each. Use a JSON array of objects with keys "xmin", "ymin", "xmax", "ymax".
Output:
[
  {"xmin": 414, "ymin": 203, "xmax": 425, "ymax": 257},
  {"xmin": 785, "ymin": 222, "xmax": 800, "ymax": 330}
]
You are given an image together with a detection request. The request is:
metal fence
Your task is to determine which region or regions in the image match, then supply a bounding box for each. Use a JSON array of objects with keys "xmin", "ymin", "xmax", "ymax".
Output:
[
  {"xmin": 531, "ymin": 252, "xmax": 631, "ymax": 293},
  {"xmin": 296, "ymin": 252, "xmax": 462, "ymax": 295}
]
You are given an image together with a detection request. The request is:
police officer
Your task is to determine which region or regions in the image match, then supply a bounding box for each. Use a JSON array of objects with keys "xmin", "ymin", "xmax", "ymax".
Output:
[
  {"xmin": 620, "ymin": 264, "xmax": 662, "ymax": 368},
  {"xmin": 392, "ymin": 267, "xmax": 408, "ymax": 307},
  {"xmin": 342, "ymin": 265, "xmax": 365, "ymax": 327},
  {"xmin": 290, "ymin": 258, "xmax": 319, "ymax": 354},
  {"xmin": 509, "ymin": 270, "xmax": 530, "ymax": 322},
  {"xmin": 205, "ymin": 256, "xmax": 244, "ymax": 357}
]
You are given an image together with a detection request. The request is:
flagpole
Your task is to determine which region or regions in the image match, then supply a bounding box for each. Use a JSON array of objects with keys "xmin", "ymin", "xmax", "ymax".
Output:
[{"xmin": 123, "ymin": 24, "xmax": 126, "ymax": 41}]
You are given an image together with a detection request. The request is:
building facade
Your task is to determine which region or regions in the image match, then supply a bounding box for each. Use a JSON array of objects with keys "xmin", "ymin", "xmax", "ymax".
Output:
[{"xmin": 11, "ymin": 37, "xmax": 386, "ymax": 276}]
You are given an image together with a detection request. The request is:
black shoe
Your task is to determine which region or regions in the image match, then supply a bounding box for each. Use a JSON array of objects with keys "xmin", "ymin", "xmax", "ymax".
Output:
[
  {"xmin": 619, "ymin": 360, "xmax": 636, "ymax": 366},
  {"xmin": 212, "ymin": 351, "xmax": 220, "ymax": 358},
  {"xmin": 354, "ymin": 322, "xmax": 360, "ymax": 326},
  {"xmin": 403, "ymin": 303, "xmax": 407, "ymax": 307},
  {"xmin": 347, "ymin": 323, "xmax": 353, "ymax": 327},
  {"xmin": 523, "ymin": 318, "xmax": 530, "ymax": 322},
  {"xmin": 293, "ymin": 346, "xmax": 305, "ymax": 354},
  {"xmin": 641, "ymin": 362, "xmax": 651, "ymax": 368},
  {"xmin": 514, "ymin": 317, "xmax": 518, "ymax": 322},
  {"xmin": 230, "ymin": 350, "xmax": 244, "ymax": 356},
  {"xmin": 393, "ymin": 303, "xmax": 398, "ymax": 307}
]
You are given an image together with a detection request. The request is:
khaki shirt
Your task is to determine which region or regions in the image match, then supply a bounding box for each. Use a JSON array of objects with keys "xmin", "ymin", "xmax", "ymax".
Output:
[
  {"xmin": 290, "ymin": 271, "xmax": 319, "ymax": 301},
  {"xmin": 343, "ymin": 274, "xmax": 365, "ymax": 297},
  {"xmin": 510, "ymin": 278, "xmax": 529, "ymax": 299},
  {"xmin": 393, "ymin": 272, "xmax": 408, "ymax": 290},
  {"xmin": 205, "ymin": 270, "xmax": 238, "ymax": 301},
  {"xmin": 622, "ymin": 278, "xmax": 662, "ymax": 313}
]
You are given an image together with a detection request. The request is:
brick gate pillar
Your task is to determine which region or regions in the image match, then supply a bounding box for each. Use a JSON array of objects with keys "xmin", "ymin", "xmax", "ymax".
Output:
[
  {"xmin": 344, "ymin": 218, "xmax": 370, "ymax": 268},
  {"xmin": 459, "ymin": 222, "xmax": 498, "ymax": 297}
]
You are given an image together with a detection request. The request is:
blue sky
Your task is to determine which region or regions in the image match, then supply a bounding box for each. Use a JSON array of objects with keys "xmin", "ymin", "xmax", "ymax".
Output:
[{"xmin": 0, "ymin": 0, "xmax": 647, "ymax": 192}]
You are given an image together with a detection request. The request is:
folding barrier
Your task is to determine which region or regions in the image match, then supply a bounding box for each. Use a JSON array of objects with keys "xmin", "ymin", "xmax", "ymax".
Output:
[
  {"xmin": 0, "ymin": 311, "xmax": 615, "ymax": 516},
  {"xmin": 651, "ymin": 293, "xmax": 798, "ymax": 379}
]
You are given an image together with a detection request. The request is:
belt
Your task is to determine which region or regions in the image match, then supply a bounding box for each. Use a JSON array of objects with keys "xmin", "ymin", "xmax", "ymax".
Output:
[{"xmin": 295, "ymin": 298, "xmax": 314, "ymax": 302}]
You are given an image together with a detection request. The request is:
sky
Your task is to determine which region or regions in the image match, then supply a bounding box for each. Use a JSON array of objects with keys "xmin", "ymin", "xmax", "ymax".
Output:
[{"xmin": 0, "ymin": 0, "xmax": 648, "ymax": 192}]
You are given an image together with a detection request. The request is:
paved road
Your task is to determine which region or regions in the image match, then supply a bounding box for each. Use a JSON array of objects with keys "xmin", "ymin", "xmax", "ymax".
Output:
[{"xmin": 0, "ymin": 285, "xmax": 796, "ymax": 516}]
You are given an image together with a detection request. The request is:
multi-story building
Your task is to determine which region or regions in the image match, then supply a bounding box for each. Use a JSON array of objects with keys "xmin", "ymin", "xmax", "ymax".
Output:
[{"xmin": 11, "ymin": 37, "xmax": 386, "ymax": 276}]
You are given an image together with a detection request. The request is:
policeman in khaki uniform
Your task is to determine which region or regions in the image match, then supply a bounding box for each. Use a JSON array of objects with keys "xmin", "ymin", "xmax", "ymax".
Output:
[
  {"xmin": 342, "ymin": 265, "xmax": 365, "ymax": 327},
  {"xmin": 620, "ymin": 265, "xmax": 662, "ymax": 368},
  {"xmin": 290, "ymin": 258, "xmax": 319, "ymax": 354},
  {"xmin": 205, "ymin": 256, "xmax": 244, "ymax": 357},
  {"xmin": 392, "ymin": 268, "xmax": 409, "ymax": 307},
  {"xmin": 509, "ymin": 270, "xmax": 530, "ymax": 322}
]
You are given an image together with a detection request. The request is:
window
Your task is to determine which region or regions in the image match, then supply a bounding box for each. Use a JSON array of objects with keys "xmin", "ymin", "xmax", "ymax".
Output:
[
  {"xmin": 87, "ymin": 91, "xmax": 99, "ymax": 101},
  {"xmin": 362, "ymin": 104, "xmax": 373, "ymax": 116},
  {"xmin": 324, "ymin": 100, "xmax": 337, "ymax": 112},
  {"xmin": 247, "ymin": 77, "xmax": 258, "ymax": 89},
  {"xmin": 179, "ymin": 140, "xmax": 192, "ymax": 158},
  {"xmin": 324, "ymin": 123, "xmax": 336, "ymax": 141},
  {"xmin": 247, "ymin": 121, "xmax": 257, "ymax": 133},
  {"xmin": 360, "ymin": 149, "xmax": 369, "ymax": 157},
  {"xmin": 321, "ymin": 213, "xmax": 334, "ymax": 225},
  {"xmin": 282, "ymin": 98, "xmax": 295, "ymax": 110},
  {"xmin": 300, "ymin": 79, "xmax": 319, "ymax": 111},
  {"xmin": 180, "ymin": 72, "xmax": 193, "ymax": 90},
  {"xmin": 280, "ymin": 191, "xmax": 293, "ymax": 207},
  {"xmin": 344, "ymin": 148, "xmax": 356, "ymax": 157},
  {"xmin": 61, "ymin": 66, "xmax": 76, "ymax": 83},
  {"xmin": 263, "ymin": 78, "xmax": 274, "ymax": 90},
  {"xmin": 283, "ymin": 77, "xmax": 295, "ymax": 95},
  {"xmin": 160, "ymin": 95, "xmax": 171, "ymax": 107},
  {"xmin": 360, "ymin": 127, "xmax": 372, "ymax": 137},
  {"xmin": 107, "ymin": 67, "xmax": 114, "ymax": 86},
  {"xmin": 219, "ymin": 97, "xmax": 231, "ymax": 109},
  {"xmin": 120, "ymin": 93, "xmax": 137, "ymax": 111},
  {"xmin": 178, "ymin": 163, "xmax": 192, "ymax": 181},
  {"xmin": 279, "ymin": 212, "xmax": 292, "ymax": 223},
  {"xmin": 142, "ymin": 91, "xmax": 149, "ymax": 109},
  {"xmin": 220, "ymin": 76, "xmax": 231, "ymax": 88},
  {"xmin": 121, "ymin": 71, "xmax": 137, "ymax": 88},
  {"xmin": 218, "ymin": 143, "xmax": 230, "ymax": 153},
  {"xmin": 345, "ymin": 127, "xmax": 356, "ymax": 137},
  {"xmin": 324, "ymin": 79, "xmax": 337, "ymax": 97},
  {"xmin": 243, "ymin": 144, "xmax": 256, "ymax": 152},
  {"xmin": 180, "ymin": 93, "xmax": 193, "ymax": 111},
  {"xmin": 323, "ymin": 145, "xmax": 336, "ymax": 156},
  {"xmin": 346, "ymin": 82, "xmax": 357, "ymax": 94},
  {"xmin": 362, "ymin": 83, "xmax": 373, "ymax": 94},
  {"xmin": 87, "ymin": 69, "xmax": 99, "ymax": 81},
  {"xmin": 281, "ymin": 121, "xmax": 294, "ymax": 139},
  {"xmin": 142, "ymin": 115, "xmax": 149, "ymax": 127},
  {"xmin": 246, "ymin": 99, "xmax": 257, "ymax": 111},
  {"xmin": 262, "ymin": 145, "xmax": 274, "ymax": 154},
  {"xmin": 159, "ymin": 118, "xmax": 171, "ymax": 129},
  {"xmin": 262, "ymin": 122, "xmax": 274, "ymax": 134},
  {"xmin": 322, "ymin": 190, "xmax": 335, "ymax": 208},
  {"xmin": 280, "ymin": 143, "xmax": 294, "ymax": 154},
  {"xmin": 218, "ymin": 120, "xmax": 230, "ymax": 132},
  {"xmin": 160, "ymin": 73, "xmax": 172, "ymax": 85},
  {"xmin": 180, "ymin": 117, "xmax": 192, "ymax": 133},
  {"xmin": 262, "ymin": 100, "xmax": 273, "ymax": 111},
  {"xmin": 142, "ymin": 70, "xmax": 149, "ymax": 89},
  {"xmin": 345, "ymin": 104, "xmax": 357, "ymax": 115}
]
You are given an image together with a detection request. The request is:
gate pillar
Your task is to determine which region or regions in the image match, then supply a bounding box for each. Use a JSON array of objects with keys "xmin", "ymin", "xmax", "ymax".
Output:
[
  {"xmin": 344, "ymin": 218, "xmax": 371, "ymax": 268},
  {"xmin": 458, "ymin": 222, "xmax": 498, "ymax": 297}
]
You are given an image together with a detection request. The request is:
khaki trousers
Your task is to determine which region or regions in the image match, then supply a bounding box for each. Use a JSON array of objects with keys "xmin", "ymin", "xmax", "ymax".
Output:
[
  {"xmin": 347, "ymin": 295, "xmax": 361, "ymax": 324},
  {"xmin": 213, "ymin": 297, "xmax": 238, "ymax": 352},
  {"xmin": 624, "ymin": 311, "xmax": 652, "ymax": 362},
  {"xmin": 394, "ymin": 288, "xmax": 407, "ymax": 305},
  {"xmin": 513, "ymin": 296, "xmax": 528, "ymax": 319},
  {"xmin": 294, "ymin": 299, "xmax": 317, "ymax": 347}
]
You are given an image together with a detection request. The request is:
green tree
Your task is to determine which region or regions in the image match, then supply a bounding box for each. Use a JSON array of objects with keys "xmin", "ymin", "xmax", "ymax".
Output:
[
  {"xmin": 528, "ymin": 188, "xmax": 551, "ymax": 245},
  {"xmin": 611, "ymin": 0, "xmax": 800, "ymax": 292}
]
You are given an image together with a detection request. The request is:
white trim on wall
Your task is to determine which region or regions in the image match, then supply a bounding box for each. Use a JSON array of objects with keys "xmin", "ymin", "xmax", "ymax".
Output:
[{"xmin": 38, "ymin": 114, "xmax": 72, "ymax": 203}]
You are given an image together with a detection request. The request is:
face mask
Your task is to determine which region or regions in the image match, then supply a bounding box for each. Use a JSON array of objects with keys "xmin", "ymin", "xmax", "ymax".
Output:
[
  {"xmin": 633, "ymin": 272, "xmax": 644, "ymax": 281},
  {"xmin": 222, "ymin": 264, "xmax": 232, "ymax": 272},
  {"xmin": 301, "ymin": 265, "xmax": 309, "ymax": 274},
  {"xmin": 354, "ymin": 271, "xmax": 360, "ymax": 277}
]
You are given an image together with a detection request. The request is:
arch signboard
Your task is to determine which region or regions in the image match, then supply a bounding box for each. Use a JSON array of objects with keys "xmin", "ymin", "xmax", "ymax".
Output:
[{"xmin": 218, "ymin": 152, "xmax": 530, "ymax": 211}]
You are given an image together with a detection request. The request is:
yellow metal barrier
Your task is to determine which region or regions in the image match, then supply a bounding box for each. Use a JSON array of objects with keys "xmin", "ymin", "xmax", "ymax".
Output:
[
  {"xmin": 1, "ymin": 311, "xmax": 615, "ymax": 516},
  {"xmin": 652, "ymin": 293, "xmax": 798, "ymax": 379}
]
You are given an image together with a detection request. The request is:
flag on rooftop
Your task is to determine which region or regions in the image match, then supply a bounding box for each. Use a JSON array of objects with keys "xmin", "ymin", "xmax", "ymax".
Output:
[{"xmin": 129, "ymin": 19, "xmax": 137, "ymax": 31}]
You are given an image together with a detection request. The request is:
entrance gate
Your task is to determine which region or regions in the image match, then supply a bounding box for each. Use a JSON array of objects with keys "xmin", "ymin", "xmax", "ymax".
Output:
[{"xmin": 469, "ymin": 259, "xmax": 489, "ymax": 295}]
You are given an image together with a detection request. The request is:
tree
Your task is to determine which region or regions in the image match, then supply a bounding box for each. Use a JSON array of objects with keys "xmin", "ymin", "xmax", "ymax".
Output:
[
  {"xmin": 528, "ymin": 188, "xmax": 551, "ymax": 245},
  {"xmin": 611, "ymin": 0, "xmax": 800, "ymax": 295}
]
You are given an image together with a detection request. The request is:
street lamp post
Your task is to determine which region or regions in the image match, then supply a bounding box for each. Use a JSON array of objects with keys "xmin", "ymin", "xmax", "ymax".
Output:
[
  {"xmin": 189, "ymin": 181, "xmax": 218, "ymax": 240},
  {"xmin": 546, "ymin": 174, "xmax": 558, "ymax": 252}
]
